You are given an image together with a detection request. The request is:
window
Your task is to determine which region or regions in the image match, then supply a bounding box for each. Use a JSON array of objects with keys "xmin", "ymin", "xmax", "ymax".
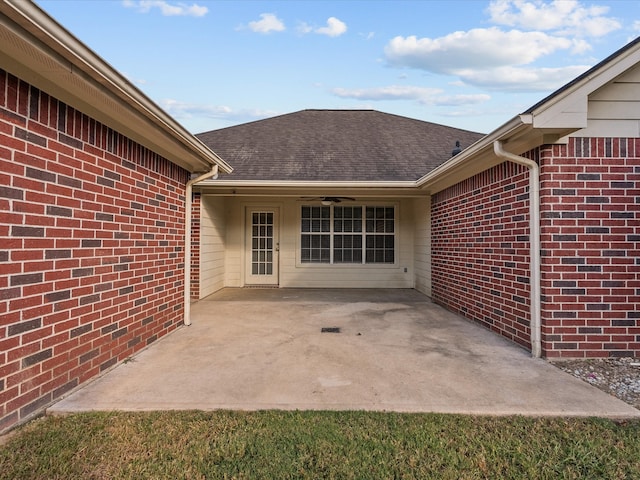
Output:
[
  {"xmin": 300, "ymin": 206, "xmax": 330, "ymax": 263},
  {"xmin": 365, "ymin": 206, "xmax": 395, "ymax": 264},
  {"xmin": 301, "ymin": 205, "xmax": 395, "ymax": 264}
]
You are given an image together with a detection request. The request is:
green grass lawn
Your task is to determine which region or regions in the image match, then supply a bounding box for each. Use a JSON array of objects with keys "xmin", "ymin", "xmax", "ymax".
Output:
[{"xmin": 1, "ymin": 411, "xmax": 639, "ymax": 479}]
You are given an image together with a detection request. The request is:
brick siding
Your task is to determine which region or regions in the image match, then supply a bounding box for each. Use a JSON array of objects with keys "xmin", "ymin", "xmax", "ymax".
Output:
[
  {"xmin": 432, "ymin": 139, "xmax": 639, "ymax": 358},
  {"xmin": 540, "ymin": 138, "xmax": 640, "ymax": 358},
  {"xmin": 431, "ymin": 162, "xmax": 532, "ymax": 350},
  {"xmin": 190, "ymin": 192, "xmax": 201, "ymax": 299},
  {"xmin": 0, "ymin": 69, "xmax": 190, "ymax": 432}
]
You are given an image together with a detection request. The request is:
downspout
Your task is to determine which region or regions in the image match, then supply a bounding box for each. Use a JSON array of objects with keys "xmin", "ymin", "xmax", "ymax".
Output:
[
  {"xmin": 493, "ymin": 141, "xmax": 542, "ymax": 358},
  {"xmin": 184, "ymin": 165, "xmax": 219, "ymax": 326}
]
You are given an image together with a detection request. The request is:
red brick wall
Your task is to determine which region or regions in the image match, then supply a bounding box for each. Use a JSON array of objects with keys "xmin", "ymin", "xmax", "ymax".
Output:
[
  {"xmin": 431, "ymin": 161, "xmax": 532, "ymax": 350},
  {"xmin": 190, "ymin": 192, "xmax": 201, "ymax": 299},
  {"xmin": 540, "ymin": 138, "xmax": 640, "ymax": 358},
  {"xmin": 432, "ymin": 139, "xmax": 639, "ymax": 359},
  {"xmin": 0, "ymin": 69, "xmax": 189, "ymax": 432}
]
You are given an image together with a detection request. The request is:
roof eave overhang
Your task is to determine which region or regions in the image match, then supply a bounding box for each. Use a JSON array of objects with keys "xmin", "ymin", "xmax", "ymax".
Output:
[
  {"xmin": 526, "ymin": 36, "xmax": 640, "ymax": 130},
  {"xmin": 0, "ymin": 0, "xmax": 232, "ymax": 174},
  {"xmin": 416, "ymin": 38, "xmax": 640, "ymax": 195},
  {"xmin": 416, "ymin": 115, "xmax": 577, "ymax": 193},
  {"xmin": 415, "ymin": 116, "xmax": 576, "ymax": 194},
  {"xmin": 194, "ymin": 179, "xmax": 423, "ymax": 198}
]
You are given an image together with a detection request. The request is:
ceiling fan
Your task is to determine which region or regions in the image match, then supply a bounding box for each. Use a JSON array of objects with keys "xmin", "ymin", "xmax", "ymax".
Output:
[{"xmin": 301, "ymin": 196, "xmax": 356, "ymax": 204}]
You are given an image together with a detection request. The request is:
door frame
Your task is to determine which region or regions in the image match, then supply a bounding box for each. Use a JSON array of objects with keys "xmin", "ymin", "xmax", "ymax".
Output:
[{"xmin": 244, "ymin": 205, "xmax": 280, "ymax": 286}]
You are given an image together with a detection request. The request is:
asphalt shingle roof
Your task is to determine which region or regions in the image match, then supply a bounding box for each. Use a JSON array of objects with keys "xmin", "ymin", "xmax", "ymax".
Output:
[{"xmin": 196, "ymin": 110, "xmax": 485, "ymax": 182}]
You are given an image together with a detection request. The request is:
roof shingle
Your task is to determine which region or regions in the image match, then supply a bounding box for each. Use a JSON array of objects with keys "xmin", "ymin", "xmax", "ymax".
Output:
[{"xmin": 196, "ymin": 110, "xmax": 484, "ymax": 182}]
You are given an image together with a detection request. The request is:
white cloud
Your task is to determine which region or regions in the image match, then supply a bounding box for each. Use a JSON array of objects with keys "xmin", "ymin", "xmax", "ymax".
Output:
[
  {"xmin": 570, "ymin": 38, "xmax": 592, "ymax": 54},
  {"xmin": 439, "ymin": 107, "xmax": 494, "ymax": 118},
  {"xmin": 331, "ymin": 85, "xmax": 490, "ymax": 106},
  {"xmin": 296, "ymin": 22, "xmax": 313, "ymax": 35},
  {"xmin": 160, "ymin": 99, "xmax": 277, "ymax": 123},
  {"xmin": 248, "ymin": 13, "xmax": 285, "ymax": 34},
  {"xmin": 122, "ymin": 0, "xmax": 208, "ymax": 17},
  {"xmin": 332, "ymin": 85, "xmax": 441, "ymax": 101},
  {"xmin": 383, "ymin": 27, "xmax": 595, "ymax": 92},
  {"xmin": 315, "ymin": 17, "xmax": 347, "ymax": 37},
  {"xmin": 385, "ymin": 28, "xmax": 572, "ymax": 72},
  {"xmin": 298, "ymin": 17, "xmax": 348, "ymax": 37},
  {"xmin": 487, "ymin": 0, "xmax": 621, "ymax": 37},
  {"xmin": 431, "ymin": 94, "xmax": 492, "ymax": 106},
  {"xmin": 457, "ymin": 64, "xmax": 591, "ymax": 91}
]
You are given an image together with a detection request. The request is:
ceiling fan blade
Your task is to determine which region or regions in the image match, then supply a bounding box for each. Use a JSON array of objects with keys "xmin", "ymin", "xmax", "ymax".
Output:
[
  {"xmin": 299, "ymin": 196, "xmax": 356, "ymax": 203},
  {"xmin": 326, "ymin": 197, "xmax": 356, "ymax": 203}
]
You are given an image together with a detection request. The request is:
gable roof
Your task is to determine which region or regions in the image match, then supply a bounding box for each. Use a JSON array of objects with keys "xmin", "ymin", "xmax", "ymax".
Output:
[
  {"xmin": 196, "ymin": 110, "xmax": 483, "ymax": 182},
  {"xmin": 0, "ymin": 0, "xmax": 232, "ymax": 174},
  {"xmin": 417, "ymin": 35, "xmax": 640, "ymax": 194},
  {"xmin": 524, "ymin": 35, "xmax": 640, "ymax": 117}
]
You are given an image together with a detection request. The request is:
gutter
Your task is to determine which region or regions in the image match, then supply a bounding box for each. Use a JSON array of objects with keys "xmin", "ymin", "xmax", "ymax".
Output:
[
  {"xmin": 1, "ymin": 0, "xmax": 233, "ymax": 174},
  {"xmin": 184, "ymin": 165, "xmax": 219, "ymax": 326},
  {"xmin": 196, "ymin": 179, "xmax": 418, "ymax": 189},
  {"xmin": 416, "ymin": 116, "xmax": 527, "ymax": 189},
  {"xmin": 493, "ymin": 141, "xmax": 542, "ymax": 358}
]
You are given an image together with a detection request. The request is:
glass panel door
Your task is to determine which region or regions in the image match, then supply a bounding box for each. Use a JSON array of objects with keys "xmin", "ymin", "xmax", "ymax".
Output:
[{"xmin": 246, "ymin": 208, "xmax": 279, "ymax": 285}]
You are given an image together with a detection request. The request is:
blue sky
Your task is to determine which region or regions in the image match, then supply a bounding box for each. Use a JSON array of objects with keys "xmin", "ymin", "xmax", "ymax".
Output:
[{"xmin": 36, "ymin": 0, "xmax": 639, "ymax": 135}]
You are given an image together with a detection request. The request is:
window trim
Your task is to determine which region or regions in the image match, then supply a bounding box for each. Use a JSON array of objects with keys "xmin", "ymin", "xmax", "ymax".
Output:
[{"xmin": 297, "ymin": 202, "xmax": 398, "ymax": 267}]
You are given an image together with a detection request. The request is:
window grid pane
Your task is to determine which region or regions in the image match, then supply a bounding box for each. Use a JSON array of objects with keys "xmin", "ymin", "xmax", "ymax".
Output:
[
  {"xmin": 251, "ymin": 212, "xmax": 274, "ymax": 275},
  {"xmin": 333, "ymin": 234, "xmax": 363, "ymax": 264},
  {"xmin": 301, "ymin": 234, "xmax": 330, "ymax": 263},
  {"xmin": 365, "ymin": 206, "xmax": 395, "ymax": 264},
  {"xmin": 334, "ymin": 206, "xmax": 362, "ymax": 233},
  {"xmin": 301, "ymin": 205, "xmax": 394, "ymax": 264},
  {"xmin": 301, "ymin": 206, "xmax": 331, "ymax": 263}
]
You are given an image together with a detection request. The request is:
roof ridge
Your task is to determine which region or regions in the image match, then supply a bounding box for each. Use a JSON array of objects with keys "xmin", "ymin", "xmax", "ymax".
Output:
[
  {"xmin": 197, "ymin": 109, "xmax": 484, "ymax": 137},
  {"xmin": 303, "ymin": 108, "xmax": 375, "ymax": 112}
]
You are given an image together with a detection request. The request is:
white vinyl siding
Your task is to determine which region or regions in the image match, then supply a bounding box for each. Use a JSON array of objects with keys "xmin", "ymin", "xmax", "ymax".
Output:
[
  {"xmin": 200, "ymin": 196, "xmax": 416, "ymax": 290},
  {"xmin": 413, "ymin": 197, "xmax": 432, "ymax": 297},
  {"xmin": 199, "ymin": 196, "xmax": 227, "ymax": 298},
  {"xmin": 572, "ymin": 63, "xmax": 640, "ymax": 137}
]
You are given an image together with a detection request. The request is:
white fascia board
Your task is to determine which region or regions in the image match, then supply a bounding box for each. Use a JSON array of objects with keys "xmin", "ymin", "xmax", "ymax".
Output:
[
  {"xmin": 198, "ymin": 180, "xmax": 418, "ymax": 188},
  {"xmin": 415, "ymin": 116, "xmax": 529, "ymax": 190},
  {"xmin": 529, "ymin": 40, "xmax": 640, "ymax": 130},
  {"xmin": 200, "ymin": 179, "xmax": 416, "ymax": 188},
  {"xmin": 417, "ymin": 40, "xmax": 640, "ymax": 194}
]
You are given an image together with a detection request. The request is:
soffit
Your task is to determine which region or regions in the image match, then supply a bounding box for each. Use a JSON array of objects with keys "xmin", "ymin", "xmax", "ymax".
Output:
[
  {"xmin": 527, "ymin": 37, "xmax": 640, "ymax": 130},
  {"xmin": 416, "ymin": 39, "xmax": 640, "ymax": 195},
  {"xmin": 194, "ymin": 182, "xmax": 425, "ymax": 199},
  {"xmin": 0, "ymin": 1, "xmax": 232, "ymax": 174}
]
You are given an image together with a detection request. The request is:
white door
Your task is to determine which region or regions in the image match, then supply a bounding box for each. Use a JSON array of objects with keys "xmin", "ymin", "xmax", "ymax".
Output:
[{"xmin": 245, "ymin": 208, "xmax": 279, "ymax": 285}]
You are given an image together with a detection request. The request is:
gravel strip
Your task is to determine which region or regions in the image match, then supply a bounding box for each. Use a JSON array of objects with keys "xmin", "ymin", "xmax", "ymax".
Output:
[{"xmin": 552, "ymin": 357, "xmax": 640, "ymax": 410}]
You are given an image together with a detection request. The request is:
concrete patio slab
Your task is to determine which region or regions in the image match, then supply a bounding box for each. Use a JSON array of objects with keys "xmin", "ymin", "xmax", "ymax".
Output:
[{"xmin": 49, "ymin": 289, "xmax": 640, "ymax": 418}]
